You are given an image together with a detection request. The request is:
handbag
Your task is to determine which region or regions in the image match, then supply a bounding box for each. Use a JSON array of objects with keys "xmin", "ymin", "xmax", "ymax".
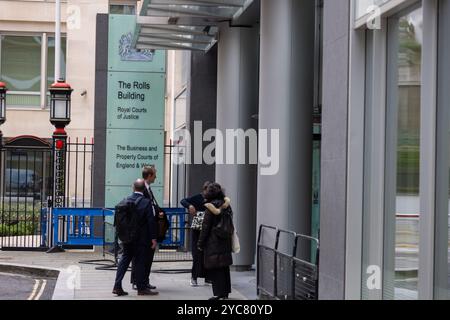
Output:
[
  {"xmin": 191, "ymin": 211, "xmax": 205, "ymax": 231},
  {"xmin": 232, "ymin": 228, "xmax": 241, "ymax": 254}
]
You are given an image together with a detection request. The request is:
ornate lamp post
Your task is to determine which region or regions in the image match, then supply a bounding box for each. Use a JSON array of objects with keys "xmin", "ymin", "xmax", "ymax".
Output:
[
  {"xmin": 47, "ymin": 79, "xmax": 72, "ymax": 253},
  {"xmin": 0, "ymin": 82, "xmax": 6, "ymax": 208},
  {"xmin": 0, "ymin": 82, "xmax": 7, "ymax": 148},
  {"xmin": 49, "ymin": 79, "xmax": 72, "ymax": 207}
]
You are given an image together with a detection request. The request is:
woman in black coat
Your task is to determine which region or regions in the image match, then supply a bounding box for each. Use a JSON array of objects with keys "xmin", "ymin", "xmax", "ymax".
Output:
[
  {"xmin": 180, "ymin": 181, "xmax": 211, "ymax": 286},
  {"xmin": 197, "ymin": 183, "xmax": 233, "ymax": 300}
]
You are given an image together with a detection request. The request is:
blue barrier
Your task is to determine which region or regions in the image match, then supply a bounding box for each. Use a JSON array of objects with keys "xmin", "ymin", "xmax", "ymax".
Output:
[
  {"xmin": 50, "ymin": 207, "xmax": 187, "ymax": 248},
  {"xmin": 52, "ymin": 208, "xmax": 114, "ymax": 246},
  {"xmin": 160, "ymin": 208, "xmax": 187, "ymax": 247}
]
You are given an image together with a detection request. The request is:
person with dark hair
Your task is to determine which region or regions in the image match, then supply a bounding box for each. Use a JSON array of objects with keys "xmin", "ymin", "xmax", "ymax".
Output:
[
  {"xmin": 180, "ymin": 181, "xmax": 211, "ymax": 287},
  {"xmin": 197, "ymin": 183, "xmax": 233, "ymax": 300}
]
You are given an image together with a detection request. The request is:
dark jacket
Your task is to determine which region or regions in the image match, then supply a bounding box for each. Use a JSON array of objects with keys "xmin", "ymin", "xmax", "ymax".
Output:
[
  {"xmin": 144, "ymin": 185, "xmax": 170, "ymax": 242},
  {"xmin": 197, "ymin": 197, "xmax": 233, "ymax": 270},
  {"xmin": 143, "ymin": 186, "xmax": 158, "ymax": 215},
  {"xmin": 127, "ymin": 192, "xmax": 157, "ymax": 246},
  {"xmin": 180, "ymin": 194, "xmax": 206, "ymax": 212}
]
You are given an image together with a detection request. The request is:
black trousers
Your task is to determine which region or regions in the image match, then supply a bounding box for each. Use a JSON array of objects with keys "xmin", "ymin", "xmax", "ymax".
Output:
[
  {"xmin": 114, "ymin": 243, "xmax": 150, "ymax": 291},
  {"xmin": 191, "ymin": 230, "xmax": 205, "ymax": 280},
  {"xmin": 131, "ymin": 247, "xmax": 155, "ymax": 286},
  {"xmin": 206, "ymin": 266, "xmax": 231, "ymax": 297}
]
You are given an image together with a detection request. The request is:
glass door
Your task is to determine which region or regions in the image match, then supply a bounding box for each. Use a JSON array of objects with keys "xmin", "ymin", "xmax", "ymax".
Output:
[{"xmin": 384, "ymin": 4, "xmax": 423, "ymax": 300}]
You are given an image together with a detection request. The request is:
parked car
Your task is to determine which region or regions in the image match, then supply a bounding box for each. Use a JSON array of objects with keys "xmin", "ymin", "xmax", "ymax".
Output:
[{"xmin": 4, "ymin": 169, "xmax": 43, "ymax": 200}]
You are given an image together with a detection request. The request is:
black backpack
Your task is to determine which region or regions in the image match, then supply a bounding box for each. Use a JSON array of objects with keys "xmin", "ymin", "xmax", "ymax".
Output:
[
  {"xmin": 114, "ymin": 197, "xmax": 143, "ymax": 244},
  {"xmin": 213, "ymin": 207, "xmax": 234, "ymax": 239}
]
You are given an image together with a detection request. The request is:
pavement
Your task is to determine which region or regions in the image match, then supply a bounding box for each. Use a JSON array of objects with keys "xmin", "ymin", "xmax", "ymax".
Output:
[{"xmin": 0, "ymin": 249, "xmax": 257, "ymax": 300}]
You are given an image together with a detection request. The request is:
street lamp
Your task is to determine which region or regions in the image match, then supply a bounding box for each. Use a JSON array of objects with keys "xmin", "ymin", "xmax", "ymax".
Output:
[
  {"xmin": 0, "ymin": 82, "xmax": 7, "ymax": 147},
  {"xmin": 49, "ymin": 79, "xmax": 73, "ymax": 128},
  {"xmin": 47, "ymin": 79, "xmax": 72, "ymax": 253}
]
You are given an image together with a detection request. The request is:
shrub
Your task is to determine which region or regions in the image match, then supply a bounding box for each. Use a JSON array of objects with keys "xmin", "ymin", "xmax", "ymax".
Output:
[{"xmin": 0, "ymin": 222, "xmax": 37, "ymax": 236}]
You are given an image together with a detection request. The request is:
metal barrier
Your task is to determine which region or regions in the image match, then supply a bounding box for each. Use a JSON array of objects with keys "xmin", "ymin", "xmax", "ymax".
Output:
[
  {"xmin": 160, "ymin": 208, "xmax": 186, "ymax": 247},
  {"xmin": 96, "ymin": 208, "xmax": 192, "ymax": 267},
  {"xmin": 46, "ymin": 207, "xmax": 192, "ymax": 269},
  {"xmin": 155, "ymin": 208, "xmax": 192, "ymax": 263},
  {"xmin": 257, "ymin": 224, "xmax": 320, "ymax": 300},
  {"xmin": 52, "ymin": 208, "xmax": 113, "ymax": 247}
]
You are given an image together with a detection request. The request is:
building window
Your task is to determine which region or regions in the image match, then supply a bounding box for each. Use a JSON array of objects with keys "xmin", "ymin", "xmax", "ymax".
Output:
[
  {"xmin": 0, "ymin": 34, "xmax": 67, "ymax": 109},
  {"xmin": 383, "ymin": 5, "xmax": 422, "ymax": 300},
  {"xmin": 110, "ymin": 4, "xmax": 136, "ymax": 15},
  {"xmin": 0, "ymin": 36, "xmax": 42, "ymax": 107},
  {"xmin": 360, "ymin": 3, "xmax": 423, "ymax": 300}
]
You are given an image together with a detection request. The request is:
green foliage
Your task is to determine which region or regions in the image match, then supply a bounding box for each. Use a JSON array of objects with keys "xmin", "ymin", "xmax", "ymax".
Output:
[
  {"xmin": 0, "ymin": 202, "xmax": 43, "ymax": 222},
  {"xmin": 397, "ymin": 146, "xmax": 420, "ymax": 195},
  {"xmin": 0, "ymin": 221, "xmax": 37, "ymax": 236},
  {"xmin": 0, "ymin": 202, "xmax": 42, "ymax": 236}
]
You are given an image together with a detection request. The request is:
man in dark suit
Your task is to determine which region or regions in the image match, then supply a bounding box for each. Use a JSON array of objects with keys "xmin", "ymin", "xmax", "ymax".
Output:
[
  {"xmin": 112, "ymin": 179, "xmax": 159, "ymax": 296},
  {"xmin": 131, "ymin": 166, "xmax": 163, "ymax": 290}
]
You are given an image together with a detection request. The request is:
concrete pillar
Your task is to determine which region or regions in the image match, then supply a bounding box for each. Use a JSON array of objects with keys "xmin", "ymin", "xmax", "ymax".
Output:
[
  {"xmin": 216, "ymin": 24, "xmax": 259, "ymax": 269},
  {"xmin": 257, "ymin": 0, "xmax": 315, "ymax": 238},
  {"xmin": 187, "ymin": 47, "xmax": 218, "ymax": 197}
]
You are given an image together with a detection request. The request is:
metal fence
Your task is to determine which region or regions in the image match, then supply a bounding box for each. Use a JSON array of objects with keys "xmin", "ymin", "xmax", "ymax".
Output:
[
  {"xmin": 0, "ymin": 137, "xmax": 94, "ymax": 251},
  {"xmin": 257, "ymin": 225, "xmax": 320, "ymax": 300},
  {"xmin": 65, "ymin": 137, "xmax": 94, "ymax": 208},
  {"xmin": 105, "ymin": 209, "xmax": 193, "ymax": 264},
  {"xmin": 0, "ymin": 144, "xmax": 52, "ymax": 250}
]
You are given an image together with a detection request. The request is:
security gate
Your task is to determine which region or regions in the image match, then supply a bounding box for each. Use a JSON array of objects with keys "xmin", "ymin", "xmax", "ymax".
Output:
[
  {"xmin": 0, "ymin": 137, "xmax": 52, "ymax": 250},
  {"xmin": 0, "ymin": 136, "xmax": 94, "ymax": 251}
]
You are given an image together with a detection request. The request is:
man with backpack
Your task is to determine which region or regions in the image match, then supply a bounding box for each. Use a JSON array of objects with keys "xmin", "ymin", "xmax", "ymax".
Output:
[
  {"xmin": 130, "ymin": 166, "xmax": 169, "ymax": 291},
  {"xmin": 112, "ymin": 179, "xmax": 159, "ymax": 296}
]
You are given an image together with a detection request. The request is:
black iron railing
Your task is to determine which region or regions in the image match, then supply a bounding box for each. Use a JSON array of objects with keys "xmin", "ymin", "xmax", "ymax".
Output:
[
  {"xmin": 257, "ymin": 224, "xmax": 320, "ymax": 300},
  {"xmin": 0, "ymin": 137, "xmax": 94, "ymax": 250}
]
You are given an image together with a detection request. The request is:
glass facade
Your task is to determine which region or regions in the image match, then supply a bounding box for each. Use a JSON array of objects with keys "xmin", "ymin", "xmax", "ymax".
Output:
[
  {"xmin": 0, "ymin": 36, "xmax": 41, "ymax": 92},
  {"xmin": 435, "ymin": 0, "xmax": 450, "ymax": 300},
  {"xmin": 355, "ymin": 0, "xmax": 392, "ymax": 19},
  {"xmin": 360, "ymin": 3, "xmax": 423, "ymax": 300},
  {"xmin": 0, "ymin": 35, "xmax": 67, "ymax": 108},
  {"xmin": 384, "ymin": 6, "xmax": 422, "ymax": 300}
]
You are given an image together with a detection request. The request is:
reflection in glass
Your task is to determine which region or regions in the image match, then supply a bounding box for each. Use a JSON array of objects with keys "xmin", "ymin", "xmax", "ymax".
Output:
[
  {"xmin": 386, "ymin": 7, "xmax": 422, "ymax": 300},
  {"xmin": 355, "ymin": 0, "xmax": 391, "ymax": 20},
  {"xmin": 1, "ymin": 36, "xmax": 42, "ymax": 92}
]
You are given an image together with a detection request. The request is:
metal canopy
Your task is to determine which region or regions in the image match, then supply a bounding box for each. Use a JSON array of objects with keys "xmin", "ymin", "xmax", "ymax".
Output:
[{"xmin": 133, "ymin": 0, "xmax": 254, "ymax": 51}]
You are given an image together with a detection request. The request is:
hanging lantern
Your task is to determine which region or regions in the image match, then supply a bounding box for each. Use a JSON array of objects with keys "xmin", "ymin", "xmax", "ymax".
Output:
[
  {"xmin": 0, "ymin": 82, "xmax": 7, "ymax": 126},
  {"xmin": 49, "ymin": 79, "xmax": 73, "ymax": 128}
]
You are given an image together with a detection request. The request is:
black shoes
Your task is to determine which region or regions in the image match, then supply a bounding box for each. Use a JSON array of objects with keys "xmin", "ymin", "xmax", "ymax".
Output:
[
  {"xmin": 208, "ymin": 295, "xmax": 228, "ymax": 300},
  {"xmin": 137, "ymin": 289, "xmax": 159, "ymax": 296},
  {"xmin": 112, "ymin": 288, "xmax": 129, "ymax": 296},
  {"xmin": 133, "ymin": 284, "xmax": 157, "ymax": 290}
]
